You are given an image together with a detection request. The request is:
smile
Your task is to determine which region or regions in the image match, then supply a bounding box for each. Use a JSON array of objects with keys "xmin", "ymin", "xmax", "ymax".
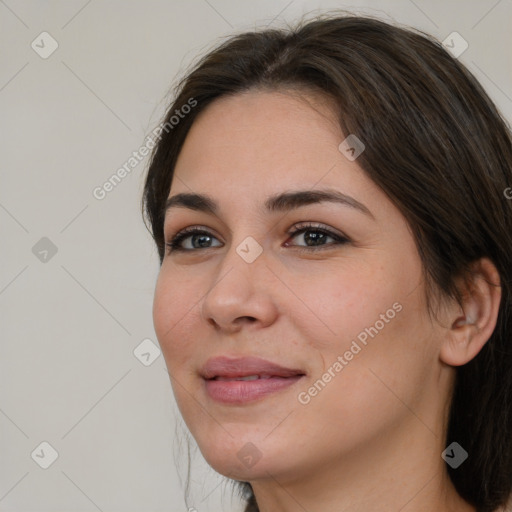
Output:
[{"xmin": 201, "ymin": 356, "xmax": 306, "ymax": 404}]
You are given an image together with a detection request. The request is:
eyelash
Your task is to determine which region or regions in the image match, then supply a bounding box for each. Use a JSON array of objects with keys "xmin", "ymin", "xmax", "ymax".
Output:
[{"xmin": 164, "ymin": 222, "xmax": 350, "ymax": 254}]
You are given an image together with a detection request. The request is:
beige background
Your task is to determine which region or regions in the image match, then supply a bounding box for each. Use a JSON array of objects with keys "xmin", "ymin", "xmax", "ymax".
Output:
[{"xmin": 1, "ymin": 1, "xmax": 511, "ymax": 511}]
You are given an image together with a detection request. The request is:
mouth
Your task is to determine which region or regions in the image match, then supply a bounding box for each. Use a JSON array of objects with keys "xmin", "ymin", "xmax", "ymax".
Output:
[
  {"xmin": 213, "ymin": 374, "xmax": 289, "ymax": 381},
  {"xmin": 201, "ymin": 356, "xmax": 306, "ymax": 404}
]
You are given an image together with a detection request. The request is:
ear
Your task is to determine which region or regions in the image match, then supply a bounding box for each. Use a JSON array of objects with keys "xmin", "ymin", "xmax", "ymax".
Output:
[{"xmin": 439, "ymin": 258, "xmax": 501, "ymax": 366}]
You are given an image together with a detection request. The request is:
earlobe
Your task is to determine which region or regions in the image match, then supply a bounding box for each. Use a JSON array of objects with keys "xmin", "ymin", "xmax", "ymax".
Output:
[{"xmin": 439, "ymin": 258, "xmax": 501, "ymax": 367}]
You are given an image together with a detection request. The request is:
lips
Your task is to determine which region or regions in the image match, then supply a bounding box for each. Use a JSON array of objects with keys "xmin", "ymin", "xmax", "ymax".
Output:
[
  {"xmin": 201, "ymin": 356, "xmax": 305, "ymax": 380},
  {"xmin": 201, "ymin": 356, "xmax": 306, "ymax": 404}
]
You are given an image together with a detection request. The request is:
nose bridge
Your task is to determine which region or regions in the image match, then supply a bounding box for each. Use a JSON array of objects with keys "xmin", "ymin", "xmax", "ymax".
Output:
[
  {"xmin": 215, "ymin": 213, "xmax": 268, "ymax": 273},
  {"xmin": 201, "ymin": 232, "xmax": 277, "ymax": 329},
  {"xmin": 211, "ymin": 232, "xmax": 267, "ymax": 297}
]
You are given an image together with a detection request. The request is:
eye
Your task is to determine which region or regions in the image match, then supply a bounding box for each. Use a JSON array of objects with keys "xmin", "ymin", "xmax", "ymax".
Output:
[
  {"xmin": 164, "ymin": 222, "xmax": 350, "ymax": 254},
  {"xmin": 285, "ymin": 222, "xmax": 350, "ymax": 252},
  {"xmin": 165, "ymin": 226, "xmax": 222, "ymax": 253}
]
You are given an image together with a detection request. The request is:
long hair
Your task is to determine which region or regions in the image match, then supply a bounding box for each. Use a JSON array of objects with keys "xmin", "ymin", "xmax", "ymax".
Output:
[{"xmin": 142, "ymin": 13, "xmax": 512, "ymax": 512}]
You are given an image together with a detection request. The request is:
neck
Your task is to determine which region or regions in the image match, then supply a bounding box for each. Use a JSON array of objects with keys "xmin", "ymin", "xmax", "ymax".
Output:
[{"xmin": 248, "ymin": 414, "xmax": 476, "ymax": 512}]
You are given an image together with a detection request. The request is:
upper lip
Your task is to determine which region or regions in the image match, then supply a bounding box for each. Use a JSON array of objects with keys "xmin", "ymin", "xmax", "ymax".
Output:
[{"xmin": 201, "ymin": 356, "xmax": 305, "ymax": 380}]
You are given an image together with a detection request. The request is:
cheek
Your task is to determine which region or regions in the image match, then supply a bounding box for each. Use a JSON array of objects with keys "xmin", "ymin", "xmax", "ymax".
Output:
[
  {"xmin": 153, "ymin": 268, "xmax": 199, "ymax": 366},
  {"xmin": 303, "ymin": 266, "xmax": 433, "ymax": 419},
  {"xmin": 153, "ymin": 270, "xmax": 206, "ymax": 424},
  {"xmin": 297, "ymin": 260, "xmax": 406, "ymax": 350},
  {"xmin": 299, "ymin": 250, "xmax": 431, "ymax": 392}
]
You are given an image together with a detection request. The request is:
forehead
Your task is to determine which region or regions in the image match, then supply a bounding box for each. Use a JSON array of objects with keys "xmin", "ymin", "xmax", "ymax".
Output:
[
  {"xmin": 172, "ymin": 89, "xmax": 358, "ymax": 190},
  {"xmin": 165, "ymin": 91, "xmax": 414, "ymax": 254}
]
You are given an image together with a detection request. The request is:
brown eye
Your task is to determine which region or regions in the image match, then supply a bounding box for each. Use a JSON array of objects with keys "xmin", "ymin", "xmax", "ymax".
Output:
[{"xmin": 285, "ymin": 223, "xmax": 350, "ymax": 251}]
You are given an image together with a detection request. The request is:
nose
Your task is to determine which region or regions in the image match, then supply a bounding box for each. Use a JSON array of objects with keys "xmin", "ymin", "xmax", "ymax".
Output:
[{"xmin": 201, "ymin": 242, "xmax": 279, "ymax": 333}]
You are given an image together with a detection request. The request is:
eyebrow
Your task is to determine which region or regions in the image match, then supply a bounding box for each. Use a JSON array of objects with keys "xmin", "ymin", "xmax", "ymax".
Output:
[{"xmin": 164, "ymin": 188, "xmax": 374, "ymax": 219}]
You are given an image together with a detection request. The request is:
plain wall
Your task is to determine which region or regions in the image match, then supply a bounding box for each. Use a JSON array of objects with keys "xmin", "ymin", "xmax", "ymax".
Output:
[{"xmin": 1, "ymin": 0, "xmax": 511, "ymax": 511}]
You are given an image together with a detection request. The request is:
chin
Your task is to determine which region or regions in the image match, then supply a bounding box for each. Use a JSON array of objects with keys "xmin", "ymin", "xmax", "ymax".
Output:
[{"xmin": 197, "ymin": 430, "xmax": 301, "ymax": 482}]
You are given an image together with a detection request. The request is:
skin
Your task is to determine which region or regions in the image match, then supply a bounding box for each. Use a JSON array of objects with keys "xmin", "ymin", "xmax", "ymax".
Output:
[{"xmin": 153, "ymin": 89, "xmax": 501, "ymax": 512}]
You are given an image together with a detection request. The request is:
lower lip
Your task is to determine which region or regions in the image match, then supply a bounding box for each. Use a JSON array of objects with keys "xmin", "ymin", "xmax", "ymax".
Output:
[{"xmin": 204, "ymin": 376, "xmax": 304, "ymax": 404}]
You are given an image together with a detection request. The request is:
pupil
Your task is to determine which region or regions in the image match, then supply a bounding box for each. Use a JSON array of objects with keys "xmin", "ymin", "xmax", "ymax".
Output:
[
  {"xmin": 194, "ymin": 234, "xmax": 211, "ymax": 248},
  {"xmin": 305, "ymin": 231, "xmax": 325, "ymax": 246}
]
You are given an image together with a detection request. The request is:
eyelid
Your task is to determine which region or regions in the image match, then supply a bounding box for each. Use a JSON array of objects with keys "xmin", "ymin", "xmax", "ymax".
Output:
[
  {"xmin": 289, "ymin": 221, "xmax": 348, "ymax": 241},
  {"xmin": 165, "ymin": 222, "xmax": 350, "ymax": 254},
  {"xmin": 165, "ymin": 224, "xmax": 217, "ymax": 241}
]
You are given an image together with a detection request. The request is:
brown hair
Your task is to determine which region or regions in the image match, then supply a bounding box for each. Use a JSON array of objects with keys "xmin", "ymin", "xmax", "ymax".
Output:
[{"xmin": 142, "ymin": 12, "xmax": 512, "ymax": 512}]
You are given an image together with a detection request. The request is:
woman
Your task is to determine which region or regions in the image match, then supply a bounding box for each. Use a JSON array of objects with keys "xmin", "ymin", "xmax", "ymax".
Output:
[{"xmin": 142, "ymin": 12, "xmax": 512, "ymax": 512}]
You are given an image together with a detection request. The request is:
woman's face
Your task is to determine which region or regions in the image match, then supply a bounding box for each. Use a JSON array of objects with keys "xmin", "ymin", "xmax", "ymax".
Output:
[{"xmin": 153, "ymin": 90, "xmax": 450, "ymax": 483}]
